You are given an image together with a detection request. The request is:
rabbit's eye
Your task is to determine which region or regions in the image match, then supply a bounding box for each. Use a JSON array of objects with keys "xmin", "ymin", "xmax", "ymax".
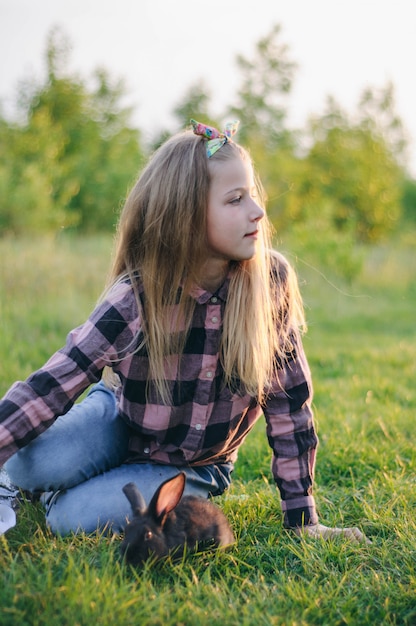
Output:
[{"xmin": 145, "ymin": 530, "xmax": 153, "ymax": 541}]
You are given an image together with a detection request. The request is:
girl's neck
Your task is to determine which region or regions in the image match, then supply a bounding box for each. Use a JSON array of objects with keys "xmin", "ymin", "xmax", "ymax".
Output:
[{"xmin": 197, "ymin": 260, "xmax": 230, "ymax": 293}]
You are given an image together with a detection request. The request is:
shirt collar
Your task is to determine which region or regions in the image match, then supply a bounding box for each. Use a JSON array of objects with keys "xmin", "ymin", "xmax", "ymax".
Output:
[{"xmin": 189, "ymin": 271, "xmax": 232, "ymax": 305}]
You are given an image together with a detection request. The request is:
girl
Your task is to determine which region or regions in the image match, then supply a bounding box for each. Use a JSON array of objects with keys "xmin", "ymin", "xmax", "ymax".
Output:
[{"xmin": 0, "ymin": 120, "xmax": 367, "ymax": 541}]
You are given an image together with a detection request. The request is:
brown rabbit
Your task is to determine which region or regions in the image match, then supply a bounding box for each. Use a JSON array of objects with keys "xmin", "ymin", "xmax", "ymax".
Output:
[{"xmin": 120, "ymin": 472, "xmax": 235, "ymax": 566}]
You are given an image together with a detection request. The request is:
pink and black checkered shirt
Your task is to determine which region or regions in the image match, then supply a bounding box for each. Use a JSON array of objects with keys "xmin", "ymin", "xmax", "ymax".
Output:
[{"xmin": 0, "ymin": 271, "xmax": 318, "ymax": 527}]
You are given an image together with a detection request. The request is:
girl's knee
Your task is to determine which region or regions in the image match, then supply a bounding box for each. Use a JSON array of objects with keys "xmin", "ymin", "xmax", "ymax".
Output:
[
  {"xmin": 4, "ymin": 384, "xmax": 126, "ymax": 493},
  {"xmin": 86, "ymin": 381, "xmax": 117, "ymax": 415},
  {"xmin": 5, "ymin": 442, "xmax": 72, "ymax": 493},
  {"xmin": 4, "ymin": 449, "xmax": 39, "ymax": 492}
]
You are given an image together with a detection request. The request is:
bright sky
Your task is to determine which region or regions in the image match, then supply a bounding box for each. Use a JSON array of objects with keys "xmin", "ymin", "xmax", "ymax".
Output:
[{"xmin": 1, "ymin": 0, "xmax": 415, "ymax": 173}]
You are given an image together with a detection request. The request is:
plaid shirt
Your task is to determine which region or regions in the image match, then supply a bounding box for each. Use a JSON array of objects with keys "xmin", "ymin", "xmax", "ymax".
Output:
[{"xmin": 0, "ymin": 274, "xmax": 318, "ymax": 527}]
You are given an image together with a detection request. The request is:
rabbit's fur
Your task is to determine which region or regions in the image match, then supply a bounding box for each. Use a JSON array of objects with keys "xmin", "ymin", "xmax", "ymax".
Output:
[{"xmin": 120, "ymin": 472, "xmax": 234, "ymax": 566}]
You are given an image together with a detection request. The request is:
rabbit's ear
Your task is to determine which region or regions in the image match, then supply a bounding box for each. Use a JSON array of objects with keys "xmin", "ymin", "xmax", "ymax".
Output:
[
  {"xmin": 149, "ymin": 472, "xmax": 186, "ymax": 528},
  {"xmin": 123, "ymin": 482, "xmax": 147, "ymax": 515}
]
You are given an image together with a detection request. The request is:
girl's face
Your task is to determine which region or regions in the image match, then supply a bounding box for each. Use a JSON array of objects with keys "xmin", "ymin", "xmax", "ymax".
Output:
[{"xmin": 206, "ymin": 155, "xmax": 265, "ymax": 264}]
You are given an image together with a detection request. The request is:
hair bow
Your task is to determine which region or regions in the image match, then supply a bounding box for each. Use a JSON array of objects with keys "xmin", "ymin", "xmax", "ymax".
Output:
[{"xmin": 191, "ymin": 119, "xmax": 239, "ymax": 157}]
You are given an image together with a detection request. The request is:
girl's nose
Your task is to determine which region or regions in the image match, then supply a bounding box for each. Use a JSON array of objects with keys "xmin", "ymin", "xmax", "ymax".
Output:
[{"xmin": 250, "ymin": 199, "xmax": 265, "ymax": 221}]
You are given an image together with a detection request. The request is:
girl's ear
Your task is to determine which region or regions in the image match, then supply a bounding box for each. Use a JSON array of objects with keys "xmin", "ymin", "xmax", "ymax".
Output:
[{"xmin": 148, "ymin": 473, "xmax": 186, "ymax": 527}]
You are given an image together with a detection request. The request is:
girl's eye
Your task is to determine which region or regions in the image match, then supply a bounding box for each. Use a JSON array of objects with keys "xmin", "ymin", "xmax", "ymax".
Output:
[{"xmin": 230, "ymin": 196, "xmax": 242, "ymax": 205}]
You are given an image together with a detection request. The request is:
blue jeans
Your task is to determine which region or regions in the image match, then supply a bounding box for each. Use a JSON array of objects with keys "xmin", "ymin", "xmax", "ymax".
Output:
[{"xmin": 5, "ymin": 382, "xmax": 233, "ymax": 535}]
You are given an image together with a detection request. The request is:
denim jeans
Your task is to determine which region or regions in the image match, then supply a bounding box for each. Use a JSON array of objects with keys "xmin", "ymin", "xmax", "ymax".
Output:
[{"xmin": 5, "ymin": 382, "xmax": 233, "ymax": 535}]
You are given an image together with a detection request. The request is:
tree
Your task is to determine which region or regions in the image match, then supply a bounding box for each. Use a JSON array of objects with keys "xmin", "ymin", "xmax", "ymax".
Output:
[
  {"xmin": 295, "ymin": 93, "xmax": 403, "ymax": 242},
  {"xmin": 401, "ymin": 177, "xmax": 416, "ymax": 224},
  {"xmin": 172, "ymin": 81, "xmax": 213, "ymax": 129},
  {"xmin": 358, "ymin": 82, "xmax": 408, "ymax": 167},
  {"xmin": 224, "ymin": 23, "xmax": 300, "ymax": 241},
  {"xmin": 224, "ymin": 27, "xmax": 406, "ymax": 245},
  {"xmin": 0, "ymin": 27, "xmax": 143, "ymax": 235},
  {"xmin": 229, "ymin": 23, "xmax": 297, "ymax": 150},
  {"xmin": 149, "ymin": 81, "xmax": 216, "ymax": 151}
]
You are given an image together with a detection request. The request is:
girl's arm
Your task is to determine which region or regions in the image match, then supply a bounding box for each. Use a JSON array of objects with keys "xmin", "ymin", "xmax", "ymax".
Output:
[
  {"xmin": 0, "ymin": 281, "xmax": 138, "ymax": 465},
  {"xmin": 263, "ymin": 331, "xmax": 319, "ymax": 529},
  {"xmin": 264, "ymin": 333, "xmax": 370, "ymax": 543}
]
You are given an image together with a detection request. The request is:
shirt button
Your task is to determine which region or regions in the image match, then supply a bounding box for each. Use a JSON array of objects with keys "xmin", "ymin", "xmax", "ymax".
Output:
[
  {"xmin": 195, "ymin": 423, "xmax": 202, "ymax": 431},
  {"xmin": 211, "ymin": 316, "xmax": 218, "ymax": 323},
  {"xmin": 206, "ymin": 371, "xmax": 213, "ymax": 378},
  {"xmin": 211, "ymin": 296, "xmax": 218, "ymax": 303},
  {"xmin": 143, "ymin": 447, "xmax": 150, "ymax": 454}
]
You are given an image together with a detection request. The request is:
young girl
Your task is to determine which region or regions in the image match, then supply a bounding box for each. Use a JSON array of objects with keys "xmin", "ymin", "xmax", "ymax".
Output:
[{"xmin": 0, "ymin": 120, "xmax": 367, "ymax": 542}]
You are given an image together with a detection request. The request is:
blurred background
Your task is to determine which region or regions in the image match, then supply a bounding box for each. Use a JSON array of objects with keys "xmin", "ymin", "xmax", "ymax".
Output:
[{"xmin": 0, "ymin": 0, "xmax": 415, "ymax": 282}]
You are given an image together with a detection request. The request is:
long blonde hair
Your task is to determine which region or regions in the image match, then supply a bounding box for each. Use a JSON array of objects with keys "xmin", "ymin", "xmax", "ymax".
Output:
[{"xmin": 104, "ymin": 129, "xmax": 305, "ymax": 403}]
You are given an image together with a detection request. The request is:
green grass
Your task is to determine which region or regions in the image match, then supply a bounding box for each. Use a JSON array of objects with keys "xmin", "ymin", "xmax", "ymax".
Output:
[{"xmin": 1, "ymin": 233, "xmax": 415, "ymax": 625}]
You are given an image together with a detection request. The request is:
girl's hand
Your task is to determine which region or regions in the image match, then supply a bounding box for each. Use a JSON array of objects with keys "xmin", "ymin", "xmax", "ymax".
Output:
[{"xmin": 295, "ymin": 523, "xmax": 372, "ymax": 544}]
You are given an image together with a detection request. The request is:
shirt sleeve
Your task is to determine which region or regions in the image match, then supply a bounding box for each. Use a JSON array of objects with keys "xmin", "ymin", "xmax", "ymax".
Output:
[
  {"xmin": 262, "ymin": 332, "xmax": 319, "ymax": 528},
  {"xmin": 0, "ymin": 281, "xmax": 138, "ymax": 465}
]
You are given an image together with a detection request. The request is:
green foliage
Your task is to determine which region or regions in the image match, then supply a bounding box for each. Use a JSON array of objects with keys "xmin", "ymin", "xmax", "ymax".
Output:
[
  {"xmin": 229, "ymin": 23, "xmax": 296, "ymax": 149},
  {"xmin": 0, "ymin": 23, "xmax": 411, "ymax": 250},
  {"xmin": 224, "ymin": 25, "xmax": 406, "ymax": 255},
  {"xmin": 0, "ymin": 234, "xmax": 415, "ymax": 625},
  {"xmin": 279, "ymin": 202, "xmax": 365, "ymax": 284},
  {"xmin": 260, "ymin": 91, "xmax": 404, "ymax": 252},
  {"xmin": 0, "ymin": 27, "xmax": 143, "ymax": 235},
  {"xmin": 150, "ymin": 82, "xmax": 217, "ymax": 151},
  {"xmin": 358, "ymin": 82, "xmax": 408, "ymax": 164},
  {"xmin": 401, "ymin": 176, "xmax": 416, "ymax": 223},
  {"xmin": 172, "ymin": 81, "xmax": 213, "ymax": 130},
  {"xmin": 298, "ymin": 96, "xmax": 403, "ymax": 242}
]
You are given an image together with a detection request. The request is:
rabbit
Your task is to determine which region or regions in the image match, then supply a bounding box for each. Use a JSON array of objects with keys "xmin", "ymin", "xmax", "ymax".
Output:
[{"xmin": 120, "ymin": 471, "xmax": 235, "ymax": 566}]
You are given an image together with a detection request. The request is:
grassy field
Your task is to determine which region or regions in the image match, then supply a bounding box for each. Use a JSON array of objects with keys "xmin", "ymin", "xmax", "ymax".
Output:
[{"xmin": 0, "ymin": 233, "xmax": 415, "ymax": 625}]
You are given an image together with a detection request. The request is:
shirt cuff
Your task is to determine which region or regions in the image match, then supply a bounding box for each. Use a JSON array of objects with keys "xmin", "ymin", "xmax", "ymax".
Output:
[{"xmin": 281, "ymin": 495, "xmax": 318, "ymax": 528}]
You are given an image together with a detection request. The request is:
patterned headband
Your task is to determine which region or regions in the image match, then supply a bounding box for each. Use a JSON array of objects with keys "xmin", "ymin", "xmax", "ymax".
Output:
[{"xmin": 191, "ymin": 118, "xmax": 240, "ymax": 158}]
